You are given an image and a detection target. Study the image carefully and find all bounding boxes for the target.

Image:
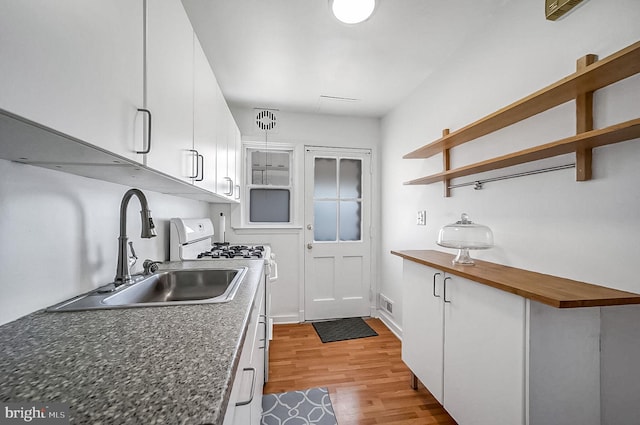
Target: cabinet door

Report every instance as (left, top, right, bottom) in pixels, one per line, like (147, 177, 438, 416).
(250, 279, 266, 422)
(233, 125, 243, 202)
(443, 275, 526, 425)
(0, 0, 144, 160)
(226, 116, 237, 199)
(401, 260, 445, 403)
(216, 97, 232, 197)
(232, 367, 256, 425)
(146, 0, 194, 181)
(193, 36, 218, 193)
(214, 105, 241, 200)
(225, 277, 265, 425)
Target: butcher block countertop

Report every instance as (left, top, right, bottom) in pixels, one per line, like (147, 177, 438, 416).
(391, 250, 640, 308)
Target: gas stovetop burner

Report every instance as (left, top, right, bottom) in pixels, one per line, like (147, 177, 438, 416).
(197, 245, 265, 259)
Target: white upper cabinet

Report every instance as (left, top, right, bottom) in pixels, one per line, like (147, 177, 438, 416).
(233, 124, 242, 202)
(215, 89, 229, 197)
(145, 0, 194, 182)
(216, 100, 241, 201)
(193, 36, 218, 193)
(0, 0, 241, 203)
(226, 117, 241, 201)
(0, 0, 145, 161)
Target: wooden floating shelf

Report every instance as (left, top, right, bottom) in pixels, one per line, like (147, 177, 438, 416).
(404, 41, 640, 160)
(405, 117, 640, 185)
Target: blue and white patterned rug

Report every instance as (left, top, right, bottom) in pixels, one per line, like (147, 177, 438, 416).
(261, 387, 338, 425)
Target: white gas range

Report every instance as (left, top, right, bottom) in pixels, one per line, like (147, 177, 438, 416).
(169, 217, 277, 382)
(169, 217, 277, 276)
(169, 217, 265, 260)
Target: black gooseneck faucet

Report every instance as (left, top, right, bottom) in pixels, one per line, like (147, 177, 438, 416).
(113, 189, 156, 286)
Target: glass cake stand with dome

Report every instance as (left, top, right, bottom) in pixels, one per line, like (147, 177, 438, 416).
(437, 213, 494, 265)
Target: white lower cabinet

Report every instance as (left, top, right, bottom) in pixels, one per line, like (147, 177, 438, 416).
(442, 272, 525, 425)
(223, 277, 266, 425)
(401, 259, 600, 425)
(402, 261, 445, 402)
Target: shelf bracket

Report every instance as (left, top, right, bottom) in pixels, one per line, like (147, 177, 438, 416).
(576, 54, 597, 181)
(442, 128, 451, 197)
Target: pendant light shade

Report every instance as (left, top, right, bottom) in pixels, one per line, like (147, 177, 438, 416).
(331, 0, 376, 24)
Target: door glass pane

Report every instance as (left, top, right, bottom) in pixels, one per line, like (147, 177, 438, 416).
(339, 201, 361, 241)
(314, 158, 337, 198)
(339, 159, 362, 199)
(314, 201, 337, 241)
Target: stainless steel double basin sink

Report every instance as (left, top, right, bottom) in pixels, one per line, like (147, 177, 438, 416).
(48, 267, 247, 312)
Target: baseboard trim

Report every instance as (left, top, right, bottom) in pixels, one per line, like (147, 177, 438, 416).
(271, 314, 301, 324)
(376, 309, 402, 340)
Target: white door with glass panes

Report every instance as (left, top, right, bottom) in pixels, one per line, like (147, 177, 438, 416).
(304, 148, 372, 320)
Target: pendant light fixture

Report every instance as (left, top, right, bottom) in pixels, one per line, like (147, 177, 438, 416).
(331, 0, 376, 24)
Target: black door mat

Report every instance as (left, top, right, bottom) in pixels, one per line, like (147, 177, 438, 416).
(312, 317, 378, 343)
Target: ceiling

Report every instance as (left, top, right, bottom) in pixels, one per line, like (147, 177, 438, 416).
(182, 0, 510, 118)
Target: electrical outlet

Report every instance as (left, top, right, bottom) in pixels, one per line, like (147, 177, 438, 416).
(417, 210, 426, 226)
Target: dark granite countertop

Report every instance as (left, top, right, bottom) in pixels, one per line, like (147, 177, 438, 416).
(0, 258, 265, 425)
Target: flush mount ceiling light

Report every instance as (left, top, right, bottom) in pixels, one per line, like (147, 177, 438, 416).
(331, 0, 376, 24)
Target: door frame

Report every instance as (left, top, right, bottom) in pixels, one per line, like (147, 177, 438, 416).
(301, 145, 377, 321)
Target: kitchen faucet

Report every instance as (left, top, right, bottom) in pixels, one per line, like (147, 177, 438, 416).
(114, 189, 156, 286)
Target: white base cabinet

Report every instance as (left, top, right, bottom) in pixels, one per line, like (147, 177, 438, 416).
(402, 261, 525, 424)
(402, 261, 444, 402)
(223, 275, 266, 425)
(401, 259, 600, 425)
(443, 273, 525, 425)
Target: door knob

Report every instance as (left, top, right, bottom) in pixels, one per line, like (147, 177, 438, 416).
(307, 224, 313, 230)
(307, 243, 313, 250)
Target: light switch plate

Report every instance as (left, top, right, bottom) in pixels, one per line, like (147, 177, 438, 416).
(417, 210, 426, 226)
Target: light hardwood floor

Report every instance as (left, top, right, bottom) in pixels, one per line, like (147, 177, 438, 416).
(264, 318, 457, 425)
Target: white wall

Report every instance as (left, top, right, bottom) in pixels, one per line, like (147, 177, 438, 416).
(0, 159, 210, 325)
(219, 108, 381, 323)
(379, 1, 640, 422)
(381, 0, 640, 327)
